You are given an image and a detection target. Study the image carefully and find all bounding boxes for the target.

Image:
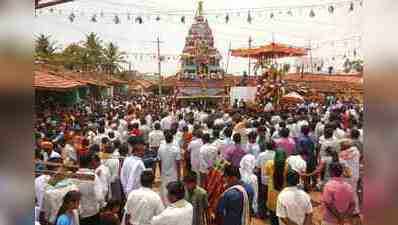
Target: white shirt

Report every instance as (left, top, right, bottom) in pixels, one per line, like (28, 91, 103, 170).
(145, 114, 153, 128)
(63, 143, 77, 161)
(41, 182, 79, 223)
(340, 147, 361, 180)
(199, 112, 209, 123)
(188, 138, 203, 173)
(151, 200, 193, 225)
(314, 122, 325, 139)
(276, 186, 313, 225)
(334, 128, 346, 140)
(286, 155, 307, 173)
(35, 175, 51, 208)
(295, 120, 309, 137)
(95, 164, 112, 199)
(160, 116, 173, 130)
(319, 136, 340, 157)
(211, 138, 224, 153)
(44, 151, 61, 161)
(121, 156, 146, 196)
(124, 187, 165, 225)
(199, 143, 218, 174)
(74, 168, 105, 218)
(214, 118, 224, 126)
(149, 130, 165, 148)
(103, 157, 120, 183)
(94, 133, 108, 146)
(256, 150, 275, 184)
(158, 143, 181, 181)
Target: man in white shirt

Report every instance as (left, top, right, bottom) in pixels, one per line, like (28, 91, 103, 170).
(75, 154, 106, 225)
(277, 170, 313, 225)
(145, 113, 153, 129)
(158, 131, 182, 204)
(35, 158, 63, 213)
(161, 113, 174, 130)
(319, 128, 340, 158)
(149, 123, 165, 151)
(123, 170, 164, 225)
(199, 133, 218, 186)
(94, 154, 112, 202)
(151, 181, 193, 225)
(121, 136, 147, 197)
(245, 131, 261, 158)
(102, 144, 121, 201)
(40, 179, 79, 225)
(140, 118, 151, 144)
(286, 153, 307, 175)
(187, 130, 204, 174)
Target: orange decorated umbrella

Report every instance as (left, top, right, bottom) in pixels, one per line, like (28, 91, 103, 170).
(231, 42, 307, 59)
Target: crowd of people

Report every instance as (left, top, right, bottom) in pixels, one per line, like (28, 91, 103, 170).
(34, 93, 363, 225)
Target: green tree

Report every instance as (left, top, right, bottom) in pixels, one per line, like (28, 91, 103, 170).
(83, 32, 104, 71)
(351, 59, 364, 73)
(35, 34, 57, 60)
(102, 42, 126, 74)
(60, 43, 88, 71)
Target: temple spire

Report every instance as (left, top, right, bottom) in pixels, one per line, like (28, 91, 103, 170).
(197, 1, 204, 17)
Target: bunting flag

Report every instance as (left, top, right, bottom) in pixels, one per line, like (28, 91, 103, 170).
(91, 14, 97, 23)
(68, 12, 75, 22)
(36, 0, 362, 24)
(328, 6, 334, 14)
(309, 9, 315, 18)
(349, 2, 354, 12)
(247, 11, 252, 23)
(114, 15, 121, 24)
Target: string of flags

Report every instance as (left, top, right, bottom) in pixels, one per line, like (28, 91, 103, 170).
(127, 53, 183, 62)
(35, 0, 363, 24)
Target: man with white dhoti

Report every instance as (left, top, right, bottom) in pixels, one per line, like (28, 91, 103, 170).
(151, 181, 193, 225)
(120, 136, 146, 197)
(158, 131, 182, 204)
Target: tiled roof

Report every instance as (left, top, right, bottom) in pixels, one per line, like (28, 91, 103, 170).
(106, 77, 128, 85)
(284, 73, 363, 84)
(34, 71, 85, 90)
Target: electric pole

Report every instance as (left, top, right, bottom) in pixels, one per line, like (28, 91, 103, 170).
(156, 37, 163, 96)
(309, 39, 313, 73)
(248, 36, 252, 76)
(225, 41, 232, 74)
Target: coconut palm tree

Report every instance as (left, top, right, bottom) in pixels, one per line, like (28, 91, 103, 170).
(35, 34, 57, 60)
(83, 32, 104, 72)
(102, 42, 126, 74)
